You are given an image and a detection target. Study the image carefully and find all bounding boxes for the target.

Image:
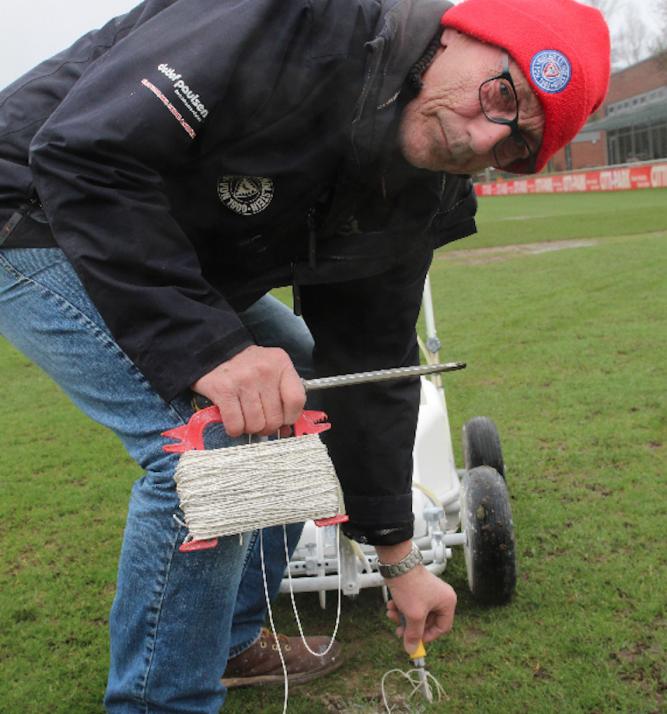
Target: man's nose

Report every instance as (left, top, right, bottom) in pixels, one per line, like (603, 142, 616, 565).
(469, 118, 511, 155)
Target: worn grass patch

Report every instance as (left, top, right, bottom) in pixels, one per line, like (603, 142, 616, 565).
(456, 188, 667, 249)
(1, 189, 666, 713)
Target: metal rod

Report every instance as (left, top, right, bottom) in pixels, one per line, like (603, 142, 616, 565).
(303, 362, 466, 392)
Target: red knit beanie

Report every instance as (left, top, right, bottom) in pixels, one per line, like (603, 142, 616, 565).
(442, 0, 611, 173)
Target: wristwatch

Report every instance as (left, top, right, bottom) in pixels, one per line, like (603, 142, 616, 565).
(378, 542, 423, 579)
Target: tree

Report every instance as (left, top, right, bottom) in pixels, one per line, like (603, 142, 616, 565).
(614, 7, 649, 67)
(580, 0, 625, 68)
(650, 0, 667, 56)
(583, 0, 621, 20)
(581, 0, 666, 68)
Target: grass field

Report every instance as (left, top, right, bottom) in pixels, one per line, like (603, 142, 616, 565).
(1, 189, 666, 713)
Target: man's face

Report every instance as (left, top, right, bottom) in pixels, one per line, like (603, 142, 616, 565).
(399, 29, 545, 174)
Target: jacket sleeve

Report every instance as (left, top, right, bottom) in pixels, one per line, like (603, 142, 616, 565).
(298, 169, 477, 545)
(300, 239, 433, 545)
(28, 0, 312, 400)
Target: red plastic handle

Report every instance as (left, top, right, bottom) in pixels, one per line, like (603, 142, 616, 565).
(162, 406, 222, 453)
(178, 537, 219, 553)
(314, 514, 349, 527)
(162, 407, 331, 453)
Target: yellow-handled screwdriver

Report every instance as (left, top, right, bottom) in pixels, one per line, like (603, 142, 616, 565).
(408, 639, 433, 703)
(397, 609, 433, 704)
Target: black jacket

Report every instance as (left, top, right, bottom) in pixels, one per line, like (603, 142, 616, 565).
(0, 0, 477, 544)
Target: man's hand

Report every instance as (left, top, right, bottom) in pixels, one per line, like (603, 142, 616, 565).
(379, 542, 457, 654)
(191, 345, 306, 437)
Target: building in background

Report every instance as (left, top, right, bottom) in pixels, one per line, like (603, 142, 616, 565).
(548, 52, 667, 172)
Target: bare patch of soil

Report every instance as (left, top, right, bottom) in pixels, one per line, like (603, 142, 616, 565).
(439, 238, 598, 265)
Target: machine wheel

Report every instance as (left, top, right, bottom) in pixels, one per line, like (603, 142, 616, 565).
(462, 416, 505, 478)
(461, 466, 516, 605)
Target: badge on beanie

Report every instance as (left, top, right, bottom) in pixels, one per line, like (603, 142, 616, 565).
(530, 50, 571, 94)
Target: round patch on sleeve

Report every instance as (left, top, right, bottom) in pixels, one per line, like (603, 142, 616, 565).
(530, 50, 572, 94)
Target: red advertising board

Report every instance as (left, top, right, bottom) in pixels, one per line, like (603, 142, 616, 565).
(475, 161, 667, 197)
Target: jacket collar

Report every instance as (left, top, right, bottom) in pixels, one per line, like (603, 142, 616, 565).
(322, 0, 453, 237)
(350, 0, 452, 170)
(374, 0, 452, 109)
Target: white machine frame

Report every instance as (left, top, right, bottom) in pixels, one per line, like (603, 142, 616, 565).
(280, 275, 466, 606)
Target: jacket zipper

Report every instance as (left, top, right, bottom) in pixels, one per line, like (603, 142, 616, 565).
(306, 207, 318, 271)
(292, 207, 319, 317)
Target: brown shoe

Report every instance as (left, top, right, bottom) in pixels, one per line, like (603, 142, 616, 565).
(222, 628, 343, 688)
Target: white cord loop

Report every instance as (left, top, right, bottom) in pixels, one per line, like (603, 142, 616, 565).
(380, 667, 448, 712)
(282, 525, 343, 657)
(259, 524, 343, 714)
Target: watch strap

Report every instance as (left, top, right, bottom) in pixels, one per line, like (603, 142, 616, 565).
(378, 542, 423, 579)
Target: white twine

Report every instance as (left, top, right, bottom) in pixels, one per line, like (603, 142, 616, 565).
(380, 667, 448, 712)
(259, 523, 447, 714)
(173, 430, 447, 711)
(282, 523, 343, 657)
(173, 434, 340, 540)
(259, 528, 290, 714)
(259, 524, 344, 714)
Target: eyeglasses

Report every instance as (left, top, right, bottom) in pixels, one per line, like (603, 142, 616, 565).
(479, 52, 538, 172)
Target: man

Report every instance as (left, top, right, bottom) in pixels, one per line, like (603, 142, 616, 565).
(0, 0, 609, 711)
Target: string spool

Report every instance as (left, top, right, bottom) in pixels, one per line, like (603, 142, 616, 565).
(168, 361, 466, 709)
(173, 433, 340, 540)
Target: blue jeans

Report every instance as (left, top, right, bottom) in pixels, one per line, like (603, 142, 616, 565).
(0, 247, 312, 713)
